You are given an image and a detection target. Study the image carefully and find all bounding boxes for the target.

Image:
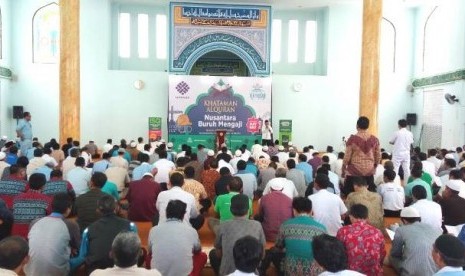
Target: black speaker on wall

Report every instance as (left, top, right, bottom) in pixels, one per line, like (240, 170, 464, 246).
(406, 113, 417, 126)
(13, 106, 24, 119)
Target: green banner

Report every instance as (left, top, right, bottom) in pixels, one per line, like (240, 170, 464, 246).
(279, 119, 292, 145)
(148, 117, 162, 140)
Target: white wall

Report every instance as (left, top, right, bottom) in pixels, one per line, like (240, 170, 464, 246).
(0, 0, 12, 138)
(4, 0, 458, 151)
(2, 0, 59, 142)
(409, 0, 465, 149)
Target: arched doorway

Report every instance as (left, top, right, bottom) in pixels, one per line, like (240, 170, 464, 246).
(189, 50, 251, 76)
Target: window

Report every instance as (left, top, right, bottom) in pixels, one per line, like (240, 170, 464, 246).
(271, 19, 282, 63)
(304, 21, 317, 63)
(288, 20, 299, 63)
(138, 14, 149, 58)
(111, 3, 168, 70)
(118, 13, 130, 58)
(272, 8, 328, 75)
(32, 3, 60, 63)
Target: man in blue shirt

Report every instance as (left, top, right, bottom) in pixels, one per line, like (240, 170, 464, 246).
(15, 112, 32, 157)
(296, 154, 313, 185)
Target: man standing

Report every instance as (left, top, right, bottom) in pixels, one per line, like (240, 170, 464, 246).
(261, 120, 273, 146)
(16, 112, 33, 157)
(343, 116, 380, 195)
(390, 119, 414, 181)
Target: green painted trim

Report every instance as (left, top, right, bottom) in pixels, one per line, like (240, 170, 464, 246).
(0, 66, 12, 79)
(412, 69, 465, 88)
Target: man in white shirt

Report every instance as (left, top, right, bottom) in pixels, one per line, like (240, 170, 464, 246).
(230, 150, 242, 173)
(102, 139, 113, 154)
(104, 166, 130, 192)
(251, 140, 263, 160)
(261, 120, 273, 146)
(67, 157, 92, 196)
(377, 169, 404, 217)
(309, 174, 347, 236)
(410, 185, 442, 231)
(156, 172, 203, 229)
(263, 168, 297, 199)
(390, 119, 414, 181)
(109, 149, 129, 169)
(153, 151, 175, 184)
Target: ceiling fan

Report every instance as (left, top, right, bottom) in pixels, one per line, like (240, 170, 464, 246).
(445, 93, 459, 105)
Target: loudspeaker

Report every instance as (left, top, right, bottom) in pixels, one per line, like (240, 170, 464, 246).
(13, 106, 23, 119)
(406, 113, 417, 126)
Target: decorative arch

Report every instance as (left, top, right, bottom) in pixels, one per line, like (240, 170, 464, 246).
(422, 6, 438, 72)
(32, 2, 59, 63)
(381, 17, 396, 72)
(172, 33, 268, 76)
(186, 45, 255, 76)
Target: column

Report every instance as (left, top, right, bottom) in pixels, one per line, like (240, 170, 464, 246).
(359, 0, 382, 135)
(59, 0, 80, 144)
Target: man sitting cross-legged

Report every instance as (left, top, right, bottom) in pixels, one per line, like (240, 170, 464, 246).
(336, 204, 385, 275)
(209, 194, 266, 275)
(71, 194, 137, 274)
(90, 232, 161, 276)
(208, 176, 253, 235)
(149, 199, 207, 276)
(260, 197, 327, 275)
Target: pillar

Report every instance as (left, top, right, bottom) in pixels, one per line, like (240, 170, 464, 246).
(59, 0, 80, 144)
(359, 0, 382, 135)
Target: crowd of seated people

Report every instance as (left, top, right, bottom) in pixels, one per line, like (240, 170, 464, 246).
(0, 121, 465, 275)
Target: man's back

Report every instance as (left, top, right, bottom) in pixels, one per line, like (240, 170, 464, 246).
(25, 216, 71, 276)
(390, 222, 441, 275)
(156, 187, 197, 224)
(309, 190, 347, 236)
(411, 199, 442, 231)
(149, 220, 200, 276)
(275, 215, 326, 275)
(259, 191, 293, 242)
(440, 195, 465, 226)
(216, 217, 265, 275)
(86, 214, 132, 272)
(126, 178, 161, 221)
(235, 172, 257, 199)
(346, 190, 384, 230)
(67, 167, 91, 196)
(337, 221, 385, 275)
(286, 169, 306, 197)
(405, 178, 432, 200)
(0, 179, 27, 208)
(377, 182, 405, 212)
(12, 190, 52, 238)
(104, 167, 129, 192)
(75, 189, 106, 232)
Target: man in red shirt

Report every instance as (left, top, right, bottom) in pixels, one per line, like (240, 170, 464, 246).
(336, 204, 385, 275)
(126, 172, 161, 222)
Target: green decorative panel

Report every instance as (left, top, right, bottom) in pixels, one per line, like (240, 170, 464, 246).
(412, 69, 465, 88)
(0, 66, 12, 79)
